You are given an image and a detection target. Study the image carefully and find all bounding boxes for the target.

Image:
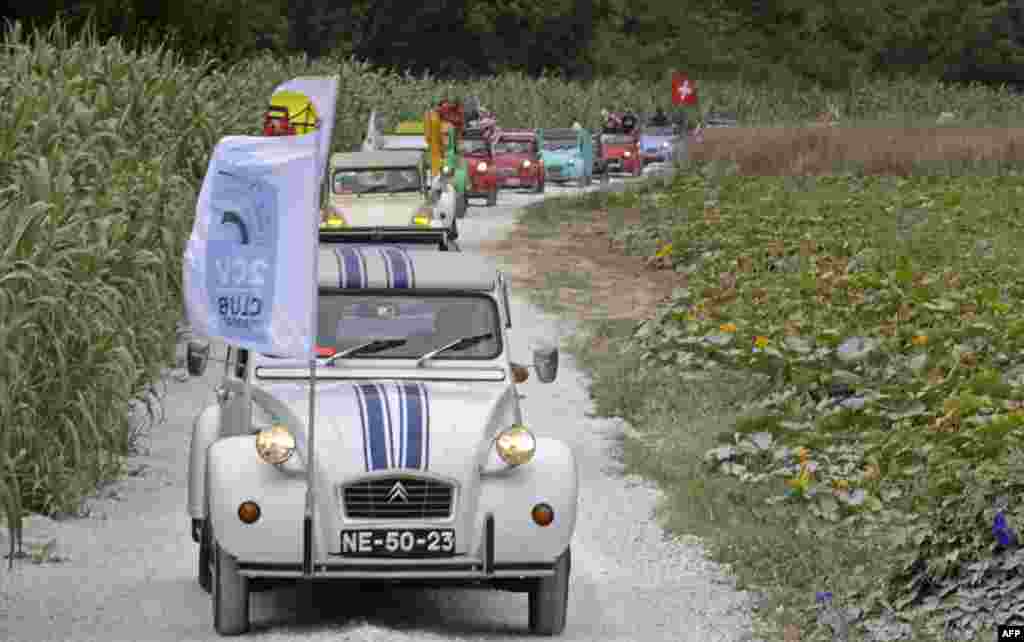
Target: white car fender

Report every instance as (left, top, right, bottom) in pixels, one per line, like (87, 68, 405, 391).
(188, 404, 221, 520)
(206, 435, 311, 563)
(477, 437, 578, 564)
(439, 183, 456, 213)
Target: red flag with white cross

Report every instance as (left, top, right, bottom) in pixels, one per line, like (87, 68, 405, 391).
(672, 72, 697, 106)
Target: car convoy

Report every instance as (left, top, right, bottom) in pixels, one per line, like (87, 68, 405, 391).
(186, 92, 695, 638)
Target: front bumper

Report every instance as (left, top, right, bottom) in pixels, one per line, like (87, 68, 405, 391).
(496, 172, 541, 188)
(604, 157, 639, 173)
(319, 227, 451, 246)
(235, 515, 556, 580)
(641, 152, 669, 164)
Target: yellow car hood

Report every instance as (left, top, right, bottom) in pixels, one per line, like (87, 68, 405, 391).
(329, 194, 427, 228)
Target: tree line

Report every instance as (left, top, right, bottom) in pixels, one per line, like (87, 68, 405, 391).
(3, 0, 1023, 91)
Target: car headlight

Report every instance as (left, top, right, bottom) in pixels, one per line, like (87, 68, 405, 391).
(411, 205, 433, 226)
(441, 164, 453, 176)
(495, 424, 536, 466)
(522, 160, 532, 168)
(476, 161, 488, 172)
(320, 215, 347, 228)
(255, 425, 296, 465)
(623, 151, 632, 157)
(662, 141, 671, 148)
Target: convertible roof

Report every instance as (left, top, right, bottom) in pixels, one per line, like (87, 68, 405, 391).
(331, 151, 423, 169)
(318, 245, 497, 291)
(377, 135, 429, 151)
(496, 129, 537, 139)
(542, 128, 581, 139)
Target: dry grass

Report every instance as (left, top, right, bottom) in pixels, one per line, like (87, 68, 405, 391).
(690, 125, 1024, 175)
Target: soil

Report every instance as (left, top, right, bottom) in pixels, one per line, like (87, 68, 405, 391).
(478, 207, 681, 322)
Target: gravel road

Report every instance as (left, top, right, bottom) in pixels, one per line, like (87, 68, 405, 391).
(0, 168, 757, 642)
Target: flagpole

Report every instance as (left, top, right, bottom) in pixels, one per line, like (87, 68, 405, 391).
(303, 125, 321, 580)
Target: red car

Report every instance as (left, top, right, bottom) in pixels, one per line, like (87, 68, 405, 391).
(600, 113, 642, 176)
(461, 128, 499, 206)
(492, 129, 545, 193)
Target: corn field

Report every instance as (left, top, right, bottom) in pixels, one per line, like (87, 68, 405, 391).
(1, 17, 1023, 555)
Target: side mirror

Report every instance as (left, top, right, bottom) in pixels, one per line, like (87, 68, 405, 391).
(186, 340, 211, 377)
(532, 346, 558, 383)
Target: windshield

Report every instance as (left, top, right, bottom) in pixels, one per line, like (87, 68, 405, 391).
(542, 140, 576, 151)
(601, 134, 634, 144)
(460, 139, 490, 154)
(494, 140, 535, 154)
(643, 127, 675, 137)
(332, 167, 422, 195)
(310, 293, 502, 360)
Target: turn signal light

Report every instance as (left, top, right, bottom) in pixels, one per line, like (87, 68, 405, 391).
(531, 503, 554, 527)
(238, 501, 261, 524)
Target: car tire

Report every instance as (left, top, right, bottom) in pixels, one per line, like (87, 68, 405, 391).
(198, 520, 212, 593)
(213, 541, 250, 636)
(528, 547, 570, 636)
(456, 194, 467, 219)
(601, 171, 610, 185)
(487, 188, 498, 207)
(536, 180, 545, 194)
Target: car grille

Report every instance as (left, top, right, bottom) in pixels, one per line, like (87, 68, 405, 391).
(341, 476, 454, 519)
(498, 168, 516, 176)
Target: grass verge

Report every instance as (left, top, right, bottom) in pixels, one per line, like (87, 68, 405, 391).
(495, 143, 1024, 640)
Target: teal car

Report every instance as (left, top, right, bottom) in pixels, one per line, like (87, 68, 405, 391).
(538, 128, 593, 187)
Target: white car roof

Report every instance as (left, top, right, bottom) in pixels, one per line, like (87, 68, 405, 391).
(331, 151, 424, 169)
(376, 135, 429, 151)
(318, 245, 497, 291)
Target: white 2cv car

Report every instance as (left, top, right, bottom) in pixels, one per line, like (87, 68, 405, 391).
(186, 246, 578, 636)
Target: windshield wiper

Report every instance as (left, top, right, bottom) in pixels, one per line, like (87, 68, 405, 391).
(415, 333, 494, 367)
(324, 339, 407, 365)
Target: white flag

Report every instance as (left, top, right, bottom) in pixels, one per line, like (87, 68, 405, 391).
(183, 135, 320, 358)
(184, 76, 339, 359)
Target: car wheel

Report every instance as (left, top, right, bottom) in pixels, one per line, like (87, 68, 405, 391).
(577, 175, 587, 188)
(213, 541, 250, 636)
(456, 194, 467, 219)
(198, 520, 212, 593)
(487, 188, 498, 207)
(601, 171, 610, 185)
(536, 180, 545, 194)
(528, 547, 570, 636)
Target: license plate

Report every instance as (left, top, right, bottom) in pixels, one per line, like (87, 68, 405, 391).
(339, 529, 455, 557)
(505, 178, 520, 186)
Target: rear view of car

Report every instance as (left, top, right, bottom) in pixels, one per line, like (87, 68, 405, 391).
(492, 130, 545, 193)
